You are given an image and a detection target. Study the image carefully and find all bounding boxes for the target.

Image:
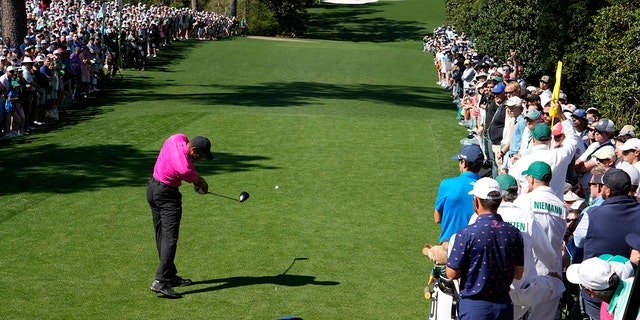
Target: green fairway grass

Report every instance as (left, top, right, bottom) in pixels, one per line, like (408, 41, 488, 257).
(0, 0, 471, 318)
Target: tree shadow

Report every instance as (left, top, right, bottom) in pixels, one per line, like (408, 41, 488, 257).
(181, 274, 340, 295)
(103, 80, 453, 110)
(0, 142, 277, 222)
(306, 3, 429, 42)
(0, 144, 277, 195)
(137, 39, 209, 72)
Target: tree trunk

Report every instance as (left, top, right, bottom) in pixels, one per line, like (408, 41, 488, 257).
(230, 0, 238, 18)
(192, 0, 198, 11)
(1, 0, 27, 47)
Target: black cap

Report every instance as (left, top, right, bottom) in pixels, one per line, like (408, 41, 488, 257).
(191, 136, 213, 160)
(603, 168, 631, 195)
(626, 233, 640, 250)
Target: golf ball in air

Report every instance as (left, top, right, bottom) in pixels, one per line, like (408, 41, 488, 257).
(275, 185, 280, 190)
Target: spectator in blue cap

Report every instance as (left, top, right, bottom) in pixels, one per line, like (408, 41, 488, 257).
(572, 109, 590, 149)
(433, 144, 484, 244)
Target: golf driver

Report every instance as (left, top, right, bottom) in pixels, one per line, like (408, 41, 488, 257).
(208, 191, 250, 202)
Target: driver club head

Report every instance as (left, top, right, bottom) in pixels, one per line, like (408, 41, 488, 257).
(239, 192, 250, 202)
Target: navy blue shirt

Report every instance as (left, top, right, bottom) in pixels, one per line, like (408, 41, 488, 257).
(584, 195, 640, 260)
(448, 213, 524, 299)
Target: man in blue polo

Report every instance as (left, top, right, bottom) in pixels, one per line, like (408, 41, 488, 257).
(447, 177, 525, 319)
(434, 144, 484, 244)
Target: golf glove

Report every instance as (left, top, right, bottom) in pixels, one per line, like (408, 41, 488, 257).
(193, 176, 209, 195)
(194, 185, 207, 195)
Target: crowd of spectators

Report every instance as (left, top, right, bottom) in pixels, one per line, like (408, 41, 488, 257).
(425, 26, 640, 320)
(0, 0, 243, 140)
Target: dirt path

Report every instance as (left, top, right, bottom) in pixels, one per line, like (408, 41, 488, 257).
(246, 36, 315, 43)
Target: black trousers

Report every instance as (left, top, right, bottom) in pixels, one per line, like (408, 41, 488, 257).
(147, 178, 182, 284)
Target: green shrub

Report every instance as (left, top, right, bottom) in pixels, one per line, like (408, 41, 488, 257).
(588, 3, 640, 126)
(247, 1, 278, 36)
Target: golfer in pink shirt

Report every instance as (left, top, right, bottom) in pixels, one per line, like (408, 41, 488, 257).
(147, 134, 213, 298)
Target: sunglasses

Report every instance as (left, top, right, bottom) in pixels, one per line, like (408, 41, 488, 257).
(504, 91, 515, 94)
(566, 218, 579, 223)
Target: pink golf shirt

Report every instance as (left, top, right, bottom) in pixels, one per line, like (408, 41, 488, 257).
(152, 134, 199, 187)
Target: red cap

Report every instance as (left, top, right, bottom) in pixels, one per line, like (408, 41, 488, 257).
(552, 123, 563, 136)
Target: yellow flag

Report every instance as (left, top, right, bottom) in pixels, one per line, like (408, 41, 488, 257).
(550, 61, 562, 127)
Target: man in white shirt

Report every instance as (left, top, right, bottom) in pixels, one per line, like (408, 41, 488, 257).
(514, 161, 567, 320)
(493, 174, 564, 319)
(511, 119, 578, 199)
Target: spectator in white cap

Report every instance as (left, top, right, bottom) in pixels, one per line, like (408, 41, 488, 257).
(563, 190, 584, 210)
(616, 161, 640, 198)
(617, 138, 640, 174)
(566, 257, 635, 320)
(496, 95, 518, 165)
(592, 147, 618, 168)
(564, 192, 586, 264)
(618, 125, 636, 138)
(500, 96, 526, 173)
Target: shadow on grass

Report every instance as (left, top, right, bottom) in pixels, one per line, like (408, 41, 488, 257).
(181, 257, 338, 295)
(139, 38, 211, 72)
(0, 142, 276, 191)
(105, 79, 453, 110)
(306, 2, 429, 42)
(0, 143, 277, 222)
(181, 274, 340, 295)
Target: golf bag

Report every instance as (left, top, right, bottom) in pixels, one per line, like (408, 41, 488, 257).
(426, 265, 459, 320)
